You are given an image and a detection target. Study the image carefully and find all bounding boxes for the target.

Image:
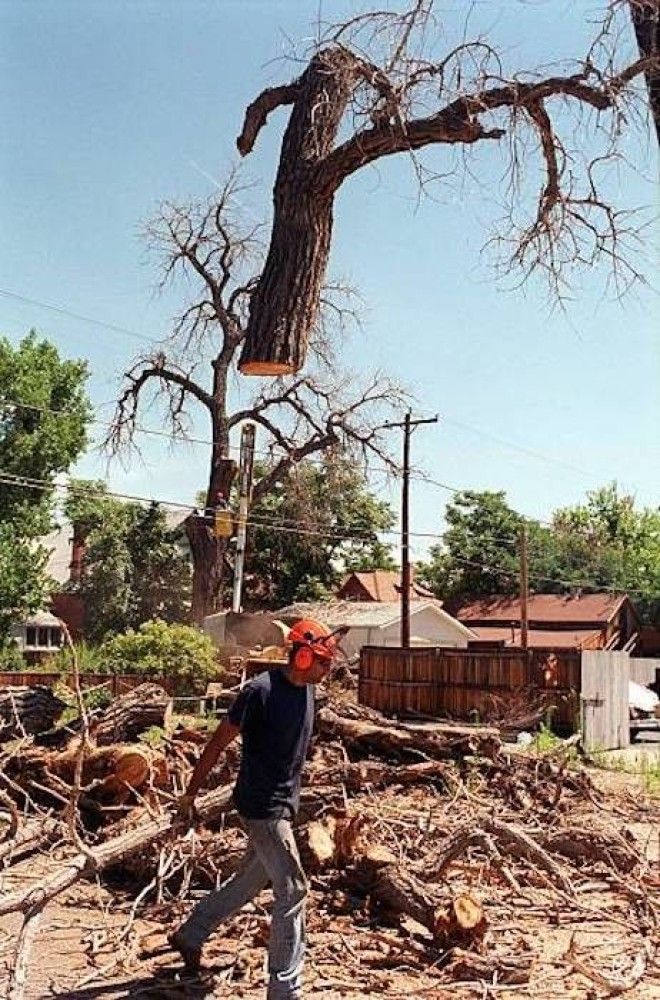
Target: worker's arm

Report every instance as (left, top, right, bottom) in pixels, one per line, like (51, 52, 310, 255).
(183, 717, 240, 800)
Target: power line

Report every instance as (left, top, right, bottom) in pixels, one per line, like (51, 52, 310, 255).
(1, 286, 640, 492)
(0, 470, 645, 597)
(0, 288, 163, 346)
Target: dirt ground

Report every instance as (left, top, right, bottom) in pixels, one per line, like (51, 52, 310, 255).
(1, 768, 659, 1000)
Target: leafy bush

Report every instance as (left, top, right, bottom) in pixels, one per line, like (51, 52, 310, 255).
(50, 641, 106, 675)
(0, 641, 25, 672)
(99, 619, 220, 694)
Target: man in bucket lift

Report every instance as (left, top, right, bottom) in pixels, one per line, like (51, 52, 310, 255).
(170, 619, 346, 999)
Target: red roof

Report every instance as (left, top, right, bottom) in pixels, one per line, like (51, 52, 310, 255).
(337, 570, 434, 603)
(468, 625, 603, 650)
(456, 592, 631, 626)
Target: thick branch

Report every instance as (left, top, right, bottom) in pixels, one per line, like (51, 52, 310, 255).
(237, 82, 302, 156)
(322, 61, 652, 185)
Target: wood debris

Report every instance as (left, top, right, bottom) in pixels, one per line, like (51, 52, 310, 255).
(0, 681, 658, 999)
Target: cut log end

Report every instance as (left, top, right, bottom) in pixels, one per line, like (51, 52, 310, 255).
(434, 894, 487, 947)
(238, 359, 298, 377)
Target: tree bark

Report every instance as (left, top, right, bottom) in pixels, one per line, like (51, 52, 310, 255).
(630, 0, 660, 144)
(92, 683, 172, 745)
(238, 49, 358, 376)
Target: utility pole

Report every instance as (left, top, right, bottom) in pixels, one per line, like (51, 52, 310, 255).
(231, 422, 256, 614)
(519, 524, 529, 651)
(385, 412, 439, 647)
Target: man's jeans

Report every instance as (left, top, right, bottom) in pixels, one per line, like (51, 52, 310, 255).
(178, 817, 307, 999)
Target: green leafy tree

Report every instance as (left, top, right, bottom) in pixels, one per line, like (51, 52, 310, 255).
(419, 485, 660, 623)
(550, 485, 660, 623)
(64, 483, 192, 641)
(243, 454, 396, 608)
(126, 503, 192, 627)
(418, 491, 529, 600)
(98, 619, 219, 693)
(0, 332, 90, 640)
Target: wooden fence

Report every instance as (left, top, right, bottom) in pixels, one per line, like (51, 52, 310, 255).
(359, 646, 581, 730)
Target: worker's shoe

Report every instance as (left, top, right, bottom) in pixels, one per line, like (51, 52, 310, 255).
(169, 929, 202, 976)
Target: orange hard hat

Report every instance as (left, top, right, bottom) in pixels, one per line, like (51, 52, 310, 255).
(288, 618, 337, 666)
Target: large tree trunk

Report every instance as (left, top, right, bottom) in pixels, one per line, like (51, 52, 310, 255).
(630, 0, 660, 143)
(238, 49, 357, 375)
(186, 457, 236, 623)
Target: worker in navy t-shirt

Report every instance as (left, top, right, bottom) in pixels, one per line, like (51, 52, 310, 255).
(171, 619, 339, 1000)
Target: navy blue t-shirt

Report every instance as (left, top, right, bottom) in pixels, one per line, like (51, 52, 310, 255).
(227, 669, 314, 820)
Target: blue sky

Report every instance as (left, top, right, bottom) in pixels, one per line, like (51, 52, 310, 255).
(1, 0, 658, 561)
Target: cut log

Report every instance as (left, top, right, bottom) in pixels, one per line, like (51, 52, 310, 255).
(344, 759, 449, 792)
(6, 742, 168, 810)
(317, 707, 500, 761)
(0, 686, 66, 741)
(434, 894, 487, 948)
(539, 827, 639, 873)
(299, 818, 337, 871)
(368, 865, 441, 939)
(91, 683, 172, 745)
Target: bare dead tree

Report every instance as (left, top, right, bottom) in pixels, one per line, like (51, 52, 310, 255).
(107, 173, 408, 621)
(235, 0, 658, 375)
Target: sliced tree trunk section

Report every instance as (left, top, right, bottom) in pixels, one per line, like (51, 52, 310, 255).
(238, 49, 358, 375)
(92, 684, 172, 745)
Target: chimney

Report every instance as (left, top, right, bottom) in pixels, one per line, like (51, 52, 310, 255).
(69, 522, 86, 584)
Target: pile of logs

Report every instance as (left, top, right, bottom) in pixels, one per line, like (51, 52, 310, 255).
(0, 685, 66, 742)
(0, 680, 658, 1000)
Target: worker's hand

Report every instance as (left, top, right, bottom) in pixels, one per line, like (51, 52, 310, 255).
(175, 793, 197, 829)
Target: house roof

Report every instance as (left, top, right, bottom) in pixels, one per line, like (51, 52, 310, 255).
(456, 592, 632, 626)
(23, 609, 62, 628)
(276, 599, 475, 637)
(469, 625, 602, 650)
(338, 570, 435, 603)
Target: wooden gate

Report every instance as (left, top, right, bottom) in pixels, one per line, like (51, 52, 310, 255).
(580, 650, 630, 751)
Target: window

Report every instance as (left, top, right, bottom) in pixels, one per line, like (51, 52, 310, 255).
(26, 627, 37, 647)
(38, 628, 49, 647)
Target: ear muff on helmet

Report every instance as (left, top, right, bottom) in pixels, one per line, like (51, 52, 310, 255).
(292, 644, 316, 671)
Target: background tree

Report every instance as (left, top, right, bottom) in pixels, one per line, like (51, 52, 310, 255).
(418, 491, 528, 600)
(550, 484, 660, 622)
(108, 177, 407, 622)
(0, 332, 90, 641)
(236, 1, 657, 373)
(64, 482, 191, 641)
(242, 453, 396, 608)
